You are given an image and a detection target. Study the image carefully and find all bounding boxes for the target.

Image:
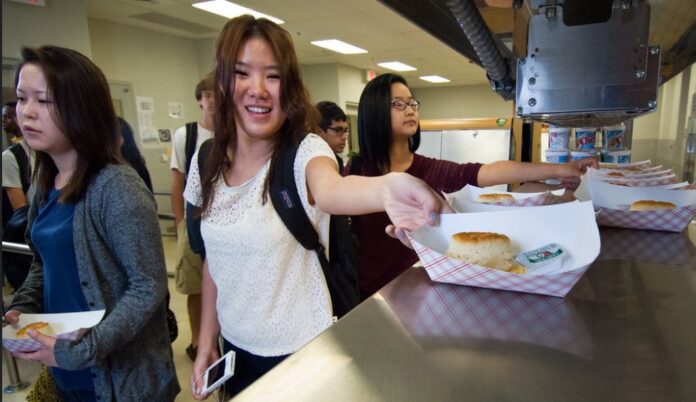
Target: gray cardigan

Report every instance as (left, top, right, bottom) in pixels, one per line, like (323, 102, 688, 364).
(10, 164, 180, 401)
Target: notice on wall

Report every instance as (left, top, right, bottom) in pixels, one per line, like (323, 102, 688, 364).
(136, 96, 159, 147)
(168, 102, 184, 119)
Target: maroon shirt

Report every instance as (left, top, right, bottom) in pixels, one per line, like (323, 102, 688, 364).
(346, 154, 482, 298)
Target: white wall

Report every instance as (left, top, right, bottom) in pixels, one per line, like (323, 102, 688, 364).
(89, 19, 206, 201)
(633, 64, 695, 178)
(195, 37, 215, 78)
(2, 0, 92, 60)
(336, 64, 365, 112)
(301, 63, 340, 106)
(414, 84, 513, 120)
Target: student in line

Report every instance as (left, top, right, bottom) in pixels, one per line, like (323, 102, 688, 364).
(2, 100, 35, 291)
(118, 117, 153, 192)
(186, 16, 451, 399)
(4, 45, 179, 402)
(170, 76, 215, 361)
(315, 101, 350, 171)
(347, 73, 597, 298)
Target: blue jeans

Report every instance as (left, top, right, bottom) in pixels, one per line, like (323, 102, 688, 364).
(221, 339, 288, 398)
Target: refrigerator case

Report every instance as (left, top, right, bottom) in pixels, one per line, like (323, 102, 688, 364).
(420, 129, 511, 192)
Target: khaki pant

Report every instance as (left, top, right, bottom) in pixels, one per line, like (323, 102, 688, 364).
(175, 221, 204, 295)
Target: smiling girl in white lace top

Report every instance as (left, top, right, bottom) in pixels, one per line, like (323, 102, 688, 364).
(185, 15, 452, 400)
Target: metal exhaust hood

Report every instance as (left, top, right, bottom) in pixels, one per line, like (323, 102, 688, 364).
(379, 0, 669, 128)
(514, 0, 660, 127)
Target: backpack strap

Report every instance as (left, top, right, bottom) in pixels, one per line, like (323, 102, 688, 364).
(197, 138, 213, 178)
(269, 145, 329, 266)
(184, 122, 198, 178)
(8, 144, 31, 194)
(186, 138, 213, 259)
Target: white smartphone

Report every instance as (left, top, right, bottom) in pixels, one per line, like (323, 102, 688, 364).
(201, 351, 235, 395)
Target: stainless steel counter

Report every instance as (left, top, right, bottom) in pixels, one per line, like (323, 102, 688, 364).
(235, 226, 696, 402)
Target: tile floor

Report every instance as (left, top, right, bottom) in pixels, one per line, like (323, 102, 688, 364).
(1, 236, 200, 402)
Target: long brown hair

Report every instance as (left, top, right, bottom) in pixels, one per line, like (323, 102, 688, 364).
(200, 15, 317, 213)
(16, 46, 121, 204)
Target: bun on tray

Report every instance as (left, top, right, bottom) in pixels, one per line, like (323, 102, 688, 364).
(606, 171, 624, 177)
(446, 232, 525, 274)
(476, 193, 514, 204)
(16, 322, 52, 338)
(629, 200, 676, 211)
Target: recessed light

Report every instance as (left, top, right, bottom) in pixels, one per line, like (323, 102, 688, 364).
(310, 39, 367, 54)
(192, 0, 284, 25)
(419, 75, 450, 83)
(377, 61, 417, 72)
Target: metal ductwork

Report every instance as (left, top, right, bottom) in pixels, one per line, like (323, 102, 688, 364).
(445, 0, 515, 100)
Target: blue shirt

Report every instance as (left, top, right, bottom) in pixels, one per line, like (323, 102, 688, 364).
(31, 188, 95, 392)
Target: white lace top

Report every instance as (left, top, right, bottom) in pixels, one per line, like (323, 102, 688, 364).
(184, 134, 336, 356)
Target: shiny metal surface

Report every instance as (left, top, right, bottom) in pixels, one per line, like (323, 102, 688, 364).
(515, 1, 660, 127)
(235, 226, 696, 402)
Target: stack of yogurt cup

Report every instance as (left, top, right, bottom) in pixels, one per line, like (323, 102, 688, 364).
(571, 127, 599, 161)
(544, 125, 571, 185)
(546, 125, 570, 164)
(599, 124, 631, 163)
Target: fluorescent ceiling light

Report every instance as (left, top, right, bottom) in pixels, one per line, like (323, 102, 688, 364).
(310, 39, 367, 55)
(192, 0, 284, 25)
(420, 75, 450, 83)
(377, 61, 417, 72)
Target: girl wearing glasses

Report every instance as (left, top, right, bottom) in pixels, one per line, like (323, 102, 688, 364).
(347, 73, 596, 298)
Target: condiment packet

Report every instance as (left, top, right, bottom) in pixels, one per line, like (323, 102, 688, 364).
(516, 243, 567, 275)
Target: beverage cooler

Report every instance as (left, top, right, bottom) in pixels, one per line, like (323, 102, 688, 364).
(419, 118, 513, 192)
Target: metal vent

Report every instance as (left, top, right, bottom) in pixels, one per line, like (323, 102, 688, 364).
(515, 1, 660, 127)
(130, 12, 215, 34)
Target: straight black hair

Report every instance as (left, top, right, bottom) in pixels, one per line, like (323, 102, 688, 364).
(356, 73, 420, 175)
(16, 46, 121, 204)
(316, 101, 347, 131)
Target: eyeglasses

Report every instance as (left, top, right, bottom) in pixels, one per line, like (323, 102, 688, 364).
(391, 99, 421, 111)
(326, 126, 350, 135)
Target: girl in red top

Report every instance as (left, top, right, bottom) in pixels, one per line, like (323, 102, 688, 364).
(347, 73, 595, 298)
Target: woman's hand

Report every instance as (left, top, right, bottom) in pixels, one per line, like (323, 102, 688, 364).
(190, 347, 220, 400)
(382, 173, 453, 247)
(558, 158, 597, 180)
(3, 309, 22, 325)
(12, 330, 58, 367)
(554, 158, 596, 190)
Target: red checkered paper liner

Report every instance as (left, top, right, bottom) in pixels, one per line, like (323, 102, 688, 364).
(606, 175, 679, 187)
(410, 239, 590, 297)
(3, 329, 89, 353)
(490, 191, 566, 207)
(596, 205, 696, 232)
(2, 310, 105, 353)
(445, 185, 569, 212)
(598, 228, 696, 265)
(599, 159, 652, 170)
(404, 284, 593, 357)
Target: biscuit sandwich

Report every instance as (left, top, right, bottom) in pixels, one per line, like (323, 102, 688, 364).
(477, 193, 515, 204)
(16, 321, 52, 338)
(446, 232, 525, 274)
(629, 200, 676, 211)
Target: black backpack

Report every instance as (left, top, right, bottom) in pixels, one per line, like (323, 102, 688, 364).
(184, 122, 198, 179)
(196, 139, 360, 318)
(2, 143, 31, 228)
(2, 144, 33, 291)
